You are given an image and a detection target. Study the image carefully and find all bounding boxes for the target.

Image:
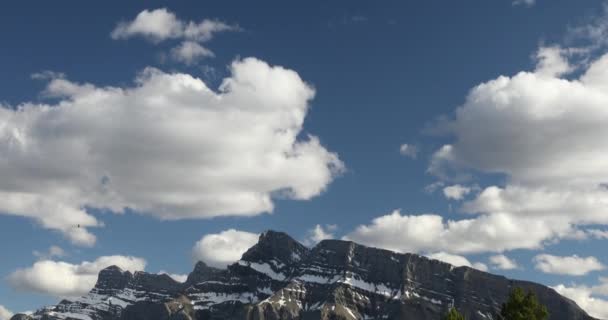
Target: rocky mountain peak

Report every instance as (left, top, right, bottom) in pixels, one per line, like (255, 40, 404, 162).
(240, 230, 309, 265)
(94, 265, 133, 290)
(131, 271, 181, 292)
(15, 231, 597, 320)
(186, 261, 226, 284)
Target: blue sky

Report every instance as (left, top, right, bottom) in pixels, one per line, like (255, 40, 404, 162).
(2, 0, 608, 318)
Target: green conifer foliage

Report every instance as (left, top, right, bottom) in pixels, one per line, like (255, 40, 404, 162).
(444, 307, 466, 320)
(500, 287, 549, 320)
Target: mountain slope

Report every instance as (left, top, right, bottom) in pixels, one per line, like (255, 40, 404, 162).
(12, 231, 596, 320)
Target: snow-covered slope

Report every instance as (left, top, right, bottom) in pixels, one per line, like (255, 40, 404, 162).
(12, 231, 596, 320)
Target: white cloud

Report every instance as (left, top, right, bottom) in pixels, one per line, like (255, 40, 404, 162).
(426, 47, 608, 251)
(0, 192, 100, 246)
(554, 280, 608, 319)
(8, 256, 145, 298)
(462, 186, 608, 226)
(427, 145, 455, 180)
(31, 70, 65, 80)
(303, 224, 337, 246)
(192, 229, 259, 268)
(424, 181, 445, 194)
(430, 50, 608, 187)
(111, 8, 183, 41)
(170, 41, 214, 65)
(399, 144, 418, 159)
(344, 211, 444, 253)
(566, 3, 608, 53)
(436, 48, 608, 187)
(158, 271, 187, 283)
(586, 229, 608, 239)
(513, 0, 535, 6)
(110, 8, 238, 64)
(442, 184, 472, 200)
(111, 8, 237, 42)
(535, 46, 572, 77)
(0, 58, 342, 245)
(343, 209, 567, 255)
(426, 252, 488, 271)
(534, 254, 605, 276)
(0, 305, 12, 320)
(489, 254, 519, 270)
(182, 18, 239, 42)
(33, 245, 66, 259)
(595, 277, 608, 295)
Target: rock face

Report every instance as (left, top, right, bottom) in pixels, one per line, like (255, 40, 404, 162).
(13, 231, 596, 320)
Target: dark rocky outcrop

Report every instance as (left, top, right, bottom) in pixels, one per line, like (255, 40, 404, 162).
(8, 315, 34, 320)
(12, 231, 596, 320)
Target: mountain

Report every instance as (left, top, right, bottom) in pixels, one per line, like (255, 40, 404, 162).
(12, 231, 596, 320)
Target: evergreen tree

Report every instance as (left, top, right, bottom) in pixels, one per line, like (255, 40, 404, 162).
(444, 307, 465, 320)
(500, 287, 549, 320)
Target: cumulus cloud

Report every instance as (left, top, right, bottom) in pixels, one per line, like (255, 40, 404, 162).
(343, 209, 568, 255)
(462, 186, 608, 226)
(111, 8, 237, 42)
(344, 211, 444, 253)
(442, 184, 472, 200)
(489, 254, 519, 270)
(0, 305, 12, 320)
(192, 229, 259, 268)
(111, 8, 238, 64)
(554, 279, 608, 319)
(429, 49, 608, 187)
(0, 58, 342, 245)
(535, 46, 573, 77)
(426, 252, 488, 271)
(0, 192, 101, 246)
(399, 144, 418, 159)
(111, 8, 183, 41)
(430, 48, 608, 188)
(8, 256, 145, 298)
(424, 46, 608, 251)
(303, 224, 337, 246)
(33, 245, 66, 259)
(534, 254, 605, 276)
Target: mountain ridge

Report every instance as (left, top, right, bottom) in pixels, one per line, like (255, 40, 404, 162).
(11, 230, 597, 320)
